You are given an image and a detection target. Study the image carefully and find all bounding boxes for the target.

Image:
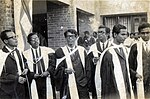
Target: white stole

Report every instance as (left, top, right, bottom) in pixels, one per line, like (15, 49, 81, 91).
(88, 43, 101, 57)
(14, 49, 23, 75)
(0, 50, 9, 76)
(61, 46, 79, 99)
(95, 46, 134, 99)
(56, 46, 85, 99)
(23, 47, 54, 99)
(136, 40, 145, 99)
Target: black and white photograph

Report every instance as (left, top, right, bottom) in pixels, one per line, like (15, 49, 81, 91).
(0, 0, 150, 99)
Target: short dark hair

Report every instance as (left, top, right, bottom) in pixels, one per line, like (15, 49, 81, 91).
(0, 30, 14, 42)
(84, 31, 90, 35)
(112, 24, 126, 37)
(98, 25, 106, 29)
(106, 27, 110, 34)
(93, 31, 97, 35)
(138, 22, 150, 33)
(64, 29, 78, 38)
(27, 32, 38, 43)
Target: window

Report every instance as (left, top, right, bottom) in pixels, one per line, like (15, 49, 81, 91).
(102, 13, 147, 33)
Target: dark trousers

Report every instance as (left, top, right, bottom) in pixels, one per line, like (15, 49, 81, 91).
(16, 83, 26, 99)
(0, 88, 12, 99)
(61, 85, 90, 99)
(77, 85, 90, 99)
(0, 83, 27, 99)
(35, 77, 46, 99)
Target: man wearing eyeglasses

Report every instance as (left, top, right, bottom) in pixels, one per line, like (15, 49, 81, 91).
(55, 29, 90, 99)
(0, 30, 30, 99)
(87, 25, 111, 99)
(129, 22, 150, 99)
(23, 32, 56, 99)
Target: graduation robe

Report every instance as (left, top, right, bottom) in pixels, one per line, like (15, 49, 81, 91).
(95, 45, 134, 99)
(55, 46, 90, 99)
(128, 38, 150, 99)
(23, 46, 55, 99)
(0, 46, 31, 99)
(87, 40, 111, 98)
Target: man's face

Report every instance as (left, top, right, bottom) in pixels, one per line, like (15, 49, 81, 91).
(115, 29, 128, 44)
(140, 27, 150, 42)
(84, 33, 90, 38)
(66, 32, 76, 46)
(98, 28, 107, 41)
(5, 31, 18, 47)
(29, 34, 40, 49)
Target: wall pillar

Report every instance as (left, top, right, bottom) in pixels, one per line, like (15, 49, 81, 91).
(0, 0, 14, 49)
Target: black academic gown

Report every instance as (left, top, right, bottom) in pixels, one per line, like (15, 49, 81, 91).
(100, 48, 131, 99)
(23, 47, 56, 99)
(129, 43, 150, 98)
(0, 46, 31, 99)
(55, 46, 90, 99)
(87, 41, 110, 99)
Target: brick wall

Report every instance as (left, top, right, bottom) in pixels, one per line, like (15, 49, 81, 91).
(47, 2, 76, 50)
(0, 0, 14, 49)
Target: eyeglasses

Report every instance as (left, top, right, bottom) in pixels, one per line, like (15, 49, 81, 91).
(6, 35, 18, 40)
(98, 31, 105, 34)
(30, 37, 39, 41)
(66, 35, 76, 38)
(141, 32, 150, 35)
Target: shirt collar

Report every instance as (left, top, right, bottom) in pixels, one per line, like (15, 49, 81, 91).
(67, 45, 76, 51)
(31, 46, 40, 51)
(5, 46, 16, 52)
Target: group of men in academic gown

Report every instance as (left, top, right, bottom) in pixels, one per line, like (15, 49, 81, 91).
(0, 31, 56, 99)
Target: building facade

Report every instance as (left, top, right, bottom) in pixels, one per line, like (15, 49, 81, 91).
(0, 0, 150, 49)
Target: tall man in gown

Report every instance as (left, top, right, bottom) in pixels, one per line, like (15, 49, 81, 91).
(95, 24, 134, 99)
(0, 30, 30, 99)
(129, 22, 150, 99)
(55, 29, 90, 99)
(87, 25, 111, 99)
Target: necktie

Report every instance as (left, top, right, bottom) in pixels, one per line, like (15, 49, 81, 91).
(102, 43, 105, 50)
(35, 49, 42, 74)
(119, 47, 125, 58)
(145, 43, 149, 52)
(70, 48, 76, 61)
(71, 48, 73, 51)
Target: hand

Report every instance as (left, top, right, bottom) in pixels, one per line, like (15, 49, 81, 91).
(21, 69, 28, 75)
(93, 57, 99, 64)
(40, 71, 49, 77)
(65, 68, 75, 74)
(18, 76, 26, 84)
(34, 74, 40, 78)
(136, 73, 142, 81)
